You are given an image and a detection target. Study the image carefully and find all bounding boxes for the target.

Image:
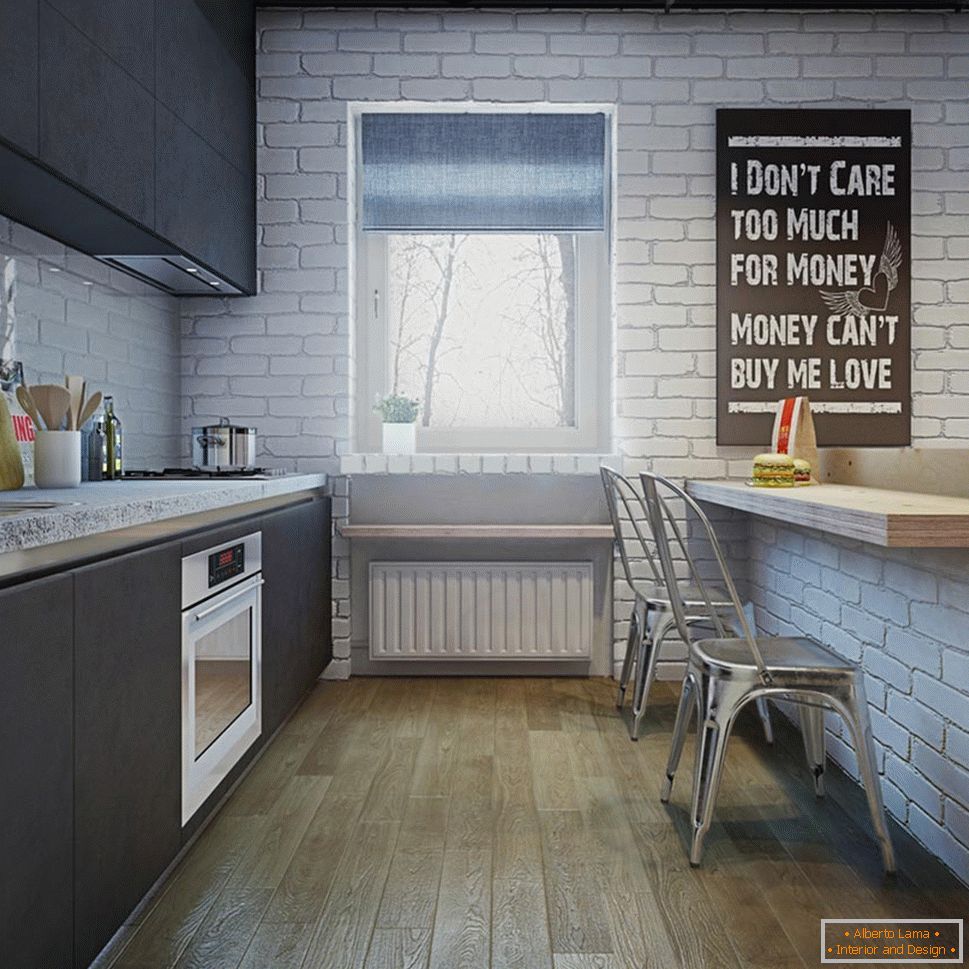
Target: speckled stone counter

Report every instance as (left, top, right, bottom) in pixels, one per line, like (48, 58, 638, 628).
(0, 474, 328, 554)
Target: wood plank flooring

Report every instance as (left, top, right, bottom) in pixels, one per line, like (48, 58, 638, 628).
(104, 677, 969, 969)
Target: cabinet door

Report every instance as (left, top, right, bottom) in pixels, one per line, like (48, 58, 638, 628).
(46, 0, 154, 91)
(302, 496, 332, 683)
(261, 503, 306, 736)
(39, 3, 155, 228)
(0, 0, 39, 155)
(155, 103, 256, 294)
(73, 542, 182, 969)
(155, 0, 254, 173)
(0, 575, 73, 969)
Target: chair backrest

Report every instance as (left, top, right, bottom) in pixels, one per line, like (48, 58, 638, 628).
(639, 471, 773, 685)
(599, 466, 665, 592)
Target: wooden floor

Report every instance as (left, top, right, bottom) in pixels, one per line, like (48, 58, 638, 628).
(105, 677, 968, 969)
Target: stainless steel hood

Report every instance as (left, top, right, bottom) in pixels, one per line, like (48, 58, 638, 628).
(99, 254, 246, 296)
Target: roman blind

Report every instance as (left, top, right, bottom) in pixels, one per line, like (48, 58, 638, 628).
(360, 112, 607, 232)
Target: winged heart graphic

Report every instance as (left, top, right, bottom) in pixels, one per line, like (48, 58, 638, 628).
(820, 222, 902, 316)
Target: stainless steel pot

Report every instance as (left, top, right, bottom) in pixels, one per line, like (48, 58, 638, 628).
(192, 418, 257, 470)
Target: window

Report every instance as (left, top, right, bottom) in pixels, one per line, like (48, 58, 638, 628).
(354, 107, 612, 453)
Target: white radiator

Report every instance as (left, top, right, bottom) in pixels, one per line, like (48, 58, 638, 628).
(369, 561, 593, 660)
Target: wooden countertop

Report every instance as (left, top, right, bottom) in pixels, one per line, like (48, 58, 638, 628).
(686, 479, 969, 548)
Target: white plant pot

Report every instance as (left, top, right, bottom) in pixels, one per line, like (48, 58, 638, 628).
(34, 430, 82, 488)
(382, 422, 416, 455)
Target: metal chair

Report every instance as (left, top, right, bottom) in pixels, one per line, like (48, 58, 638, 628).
(600, 466, 773, 743)
(640, 471, 896, 874)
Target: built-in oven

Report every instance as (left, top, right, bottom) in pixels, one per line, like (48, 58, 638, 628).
(181, 532, 263, 825)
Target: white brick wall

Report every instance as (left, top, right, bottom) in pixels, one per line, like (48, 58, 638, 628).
(180, 10, 969, 693)
(1, 216, 181, 468)
(748, 520, 969, 884)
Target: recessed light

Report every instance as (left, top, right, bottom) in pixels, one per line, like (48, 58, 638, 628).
(82, 280, 94, 286)
(210, 280, 220, 286)
(186, 267, 199, 274)
(48, 266, 60, 272)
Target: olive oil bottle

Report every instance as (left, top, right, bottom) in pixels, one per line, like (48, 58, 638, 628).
(103, 396, 123, 480)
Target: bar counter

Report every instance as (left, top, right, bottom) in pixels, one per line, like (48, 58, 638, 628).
(685, 480, 969, 548)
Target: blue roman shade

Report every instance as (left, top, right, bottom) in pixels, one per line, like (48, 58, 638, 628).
(360, 112, 608, 232)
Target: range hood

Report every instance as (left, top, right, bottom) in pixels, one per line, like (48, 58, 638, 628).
(99, 255, 245, 296)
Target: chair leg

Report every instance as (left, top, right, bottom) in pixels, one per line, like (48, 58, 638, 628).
(755, 697, 774, 746)
(727, 601, 773, 746)
(688, 677, 743, 867)
(661, 670, 696, 803)
(616, 602, 642, 710)
(800, 703, 827, 797)
(837, 679, 897, 875)
(630, 608, 674, 741)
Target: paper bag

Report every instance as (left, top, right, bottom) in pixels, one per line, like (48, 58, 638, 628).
(770, 396, 819, 482)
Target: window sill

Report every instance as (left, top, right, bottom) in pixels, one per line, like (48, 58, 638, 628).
(339, 453, 620, 476)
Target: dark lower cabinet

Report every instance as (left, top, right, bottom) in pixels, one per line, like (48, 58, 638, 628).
(262, 495, 332, 736)
(0, 492, 330, 969)
(0, 574, 73, 969)
(73, 541, 182, 969)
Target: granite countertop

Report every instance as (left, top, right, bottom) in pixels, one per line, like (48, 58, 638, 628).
(0, 474, 328, 555)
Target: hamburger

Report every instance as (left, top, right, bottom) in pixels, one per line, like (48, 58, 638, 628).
(751, 452, 795, 487)
(793, 458, 811, 484)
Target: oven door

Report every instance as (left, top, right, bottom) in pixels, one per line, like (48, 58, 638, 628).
(181, 572, 263, 825)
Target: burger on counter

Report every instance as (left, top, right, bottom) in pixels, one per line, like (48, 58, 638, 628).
(793, 458, 812, 484)
(751, 452, 795, 487)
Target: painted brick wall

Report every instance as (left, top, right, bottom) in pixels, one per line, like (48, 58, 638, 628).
(1, 217, 181, 468)
(748, 519, 969, 884)
(180, 10, 969, 699)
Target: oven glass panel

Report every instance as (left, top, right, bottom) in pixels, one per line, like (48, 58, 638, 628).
(194, 609, 253, 759)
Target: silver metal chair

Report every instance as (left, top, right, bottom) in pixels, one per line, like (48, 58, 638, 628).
(640, 471, 896, 874)
(600, 466, 773, 743)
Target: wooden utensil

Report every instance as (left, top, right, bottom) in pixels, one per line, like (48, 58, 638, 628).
(0, 393, 25, 490)
(29, 384, 71, 432)
(15, 385, 43, 430)
(65, 375, 85, 430)
(76, 391, 102, 430)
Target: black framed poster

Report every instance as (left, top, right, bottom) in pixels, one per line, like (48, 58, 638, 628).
(716, 109, 911, 447)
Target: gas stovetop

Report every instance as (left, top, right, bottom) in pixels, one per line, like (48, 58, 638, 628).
(123, 467, 288, 480)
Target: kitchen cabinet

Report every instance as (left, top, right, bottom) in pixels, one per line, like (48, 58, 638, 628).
(0, 574, 74, 969)
(155, 105, 256, 294)
(46, 0, 155, 91)
(0, 0, 256, 295)
(39, 3, 156, 228)
(73, 541, 182, 969)
(260, 495, 332, 736)
(0, 0, 39, 155)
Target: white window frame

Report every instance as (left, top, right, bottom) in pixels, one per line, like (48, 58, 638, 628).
(350, 102, 615, 455)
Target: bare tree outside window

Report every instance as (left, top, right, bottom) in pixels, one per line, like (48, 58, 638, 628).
(387, 233, 577, 430)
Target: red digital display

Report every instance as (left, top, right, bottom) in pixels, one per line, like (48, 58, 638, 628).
(208, 543, 245, 587)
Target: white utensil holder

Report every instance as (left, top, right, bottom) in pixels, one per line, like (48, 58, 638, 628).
(382, 422, 416, 455)
(35, 430, 82, 488)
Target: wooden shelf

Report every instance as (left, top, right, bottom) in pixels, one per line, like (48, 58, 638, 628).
(686, 479, 969, 548)
(340, 524, 614, 540)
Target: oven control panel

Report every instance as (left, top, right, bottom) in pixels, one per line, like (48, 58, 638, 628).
(208, 543, 245, 587)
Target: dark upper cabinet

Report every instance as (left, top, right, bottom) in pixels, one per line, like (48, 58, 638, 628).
(156, 103, 256, 294)
(0, 0, 256, 295)
(46, 0, 154, 91)
(156, 0, 254, 175)
(39, 2, 155, 228)
(0, 574, 74, 969)
(73, 542, 182, 969)
(0, 0, 39, 155)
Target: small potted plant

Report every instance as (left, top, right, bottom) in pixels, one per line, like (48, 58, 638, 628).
(375, 393, 420, 455)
